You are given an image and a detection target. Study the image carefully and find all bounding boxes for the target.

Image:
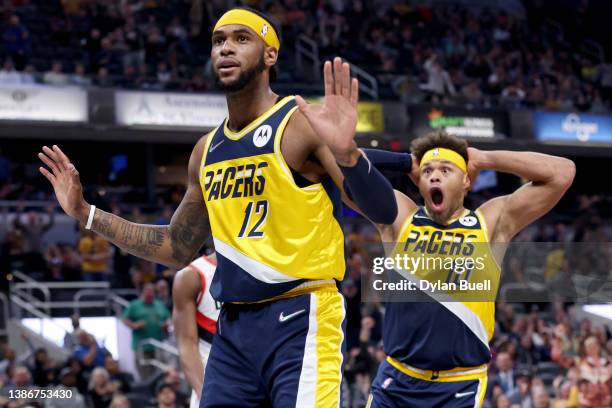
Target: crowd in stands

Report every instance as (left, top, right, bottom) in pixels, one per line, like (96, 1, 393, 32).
(0, 184, 611, 406)
(0, 0, 611, 111)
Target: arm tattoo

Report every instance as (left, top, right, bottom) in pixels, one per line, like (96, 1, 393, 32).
(92, 210, 168, 261)
(169, 201, 210, 264)
(93, 211, 116, 239)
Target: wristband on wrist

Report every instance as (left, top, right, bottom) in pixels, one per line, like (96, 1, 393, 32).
(85, 205, 96, 230)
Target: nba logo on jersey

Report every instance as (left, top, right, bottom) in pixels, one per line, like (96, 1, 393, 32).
(253, 124, 272, 147)
(261, 24, 268, 37)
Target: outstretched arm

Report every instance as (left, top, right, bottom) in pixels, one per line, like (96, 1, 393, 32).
(39, 137, 211, 269)
(475, 148, 575, 241)
(172, 265, 204, 398)
(295, 58, 398, 225)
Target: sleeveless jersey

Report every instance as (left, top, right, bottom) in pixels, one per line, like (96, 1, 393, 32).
(383, 206, 501, 370)
(199, 96, 345, 303)
(190, 256, 219, 344)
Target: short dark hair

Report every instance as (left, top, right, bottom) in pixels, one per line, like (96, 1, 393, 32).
(410, 130, 469, 163)
(156, 383, 175, 396)
(237, 7, 281, 82)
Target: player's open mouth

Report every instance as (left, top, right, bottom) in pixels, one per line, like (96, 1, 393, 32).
(217, 61, 240, 74)
(430, 187, 444, 211)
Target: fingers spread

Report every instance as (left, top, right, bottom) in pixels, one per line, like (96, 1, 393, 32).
(39, 167, 56, 185)
(341, 62, 350, 98)
(350, 78, 359, 106)
(323, 61, 333, 96)
(53, 145, 71, 168)
(41, 146, 65, 170)
(38, 152, 61, 175)
(333, 57, 343, 97)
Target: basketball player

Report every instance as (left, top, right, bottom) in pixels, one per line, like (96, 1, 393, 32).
(38, 7, 398, 407)
(172, 253, 218, 408)
(357, 131, 575, 407)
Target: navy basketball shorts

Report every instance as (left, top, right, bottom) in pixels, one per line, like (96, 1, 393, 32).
(367, 358, 487, 408)
(200, 287, 346, 407)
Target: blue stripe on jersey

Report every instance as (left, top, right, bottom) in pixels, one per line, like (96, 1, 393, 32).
(205, 99, 297, 166)
(321, 176, 344, 227)
(209, 252, 306, 303)
(384, 300, 492, 370)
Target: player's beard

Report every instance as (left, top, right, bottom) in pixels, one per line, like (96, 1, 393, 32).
(213, 53, 266, 93)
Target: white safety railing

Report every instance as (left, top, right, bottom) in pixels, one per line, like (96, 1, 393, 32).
(296, 34, 321, 81)
(349, 61, 379, 100)
(10, 271, 52, 315)
(137, 338, 183, 378)
(10, 294, 69, 338)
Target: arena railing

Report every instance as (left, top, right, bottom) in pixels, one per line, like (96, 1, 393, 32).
(295, 34, 321, 82)
(347, 61, 379, 101)
(137, 338, 182, 376)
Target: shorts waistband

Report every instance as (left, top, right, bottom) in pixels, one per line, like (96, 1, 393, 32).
(386, 356, 488, 382)
(230, 280, 337, 304)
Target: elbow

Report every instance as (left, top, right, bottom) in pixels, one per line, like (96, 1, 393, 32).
(553, 158, 576, 190)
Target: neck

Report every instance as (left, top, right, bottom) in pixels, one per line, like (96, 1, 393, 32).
(226, 77, 277, 132)
(427, 203, 465, 225)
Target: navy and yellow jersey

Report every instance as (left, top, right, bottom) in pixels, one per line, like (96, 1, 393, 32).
(384, 206, 500, 370)
(199, 96, 346, 303)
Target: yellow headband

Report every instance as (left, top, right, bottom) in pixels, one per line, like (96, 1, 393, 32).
(420, 148, 467, 173)
(213, 9, 280, 51)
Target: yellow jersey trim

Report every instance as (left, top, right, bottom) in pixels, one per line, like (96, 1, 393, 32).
(395, 207, 419, 242)
(223, 96, 295, 140)
(199, 129, 217, 184)
(273, 105, 323, 192)
(386, 356, 487, 382)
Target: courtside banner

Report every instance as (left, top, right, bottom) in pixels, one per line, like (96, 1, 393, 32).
(0, 85, 87, 122)
(308, 98, 385, 133)
(408, 105, 509, 138)
(115, 91, 228, 128)
(534, 111, 612, 144)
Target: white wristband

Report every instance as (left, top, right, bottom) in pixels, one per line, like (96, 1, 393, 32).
(85, 205, 96, 230)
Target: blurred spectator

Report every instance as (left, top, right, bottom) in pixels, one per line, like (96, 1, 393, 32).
(30, 348, 58, 387)
(421, 54, 456, 97)
(0, 346, 16, 379)
(78, 229, 111, 281)
(63, 314, 81, 351)
(531, 385, 551, 408)
(95, 66, 113, 87)
(63, 357, 88, 395)
(104, 356, 133, 394)
(72, 330, 108, 371)
(507, 367, 534, 407)
(13, 205, 54, 254)
(576, 336, 611, 407)
(110, 393, 131, 408)
(0, 366, 35, 395)
(88, 367, 117, 408)
(46, 367, 87, 408)
(122, 283, 170, 380)
(156, 382, 177, 408)
(155, 279, 172, 310)
(43, 61, 70, 85)
(0, 59, 21, 84)
(70, 63, 92, 86)
(489, 352, 517, 395)
(3, 15, 29, 70)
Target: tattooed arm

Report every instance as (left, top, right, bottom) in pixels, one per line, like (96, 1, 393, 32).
(38, 136, 211, 269)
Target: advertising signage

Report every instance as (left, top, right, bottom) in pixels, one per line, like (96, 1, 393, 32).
(408, 105, 509, 138)
(533, 111, 612, 144)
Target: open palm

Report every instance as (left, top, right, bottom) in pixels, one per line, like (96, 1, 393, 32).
(38, 145, 87, 220)
(296, 57, 359, 165)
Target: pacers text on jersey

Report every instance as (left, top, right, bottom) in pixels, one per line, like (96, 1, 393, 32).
(204, 161, 268, 200)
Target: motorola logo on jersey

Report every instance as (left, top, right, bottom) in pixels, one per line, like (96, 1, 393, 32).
(204, 161, 268, 201)
(459, 215, 477, 227)
(402, 229, 477, 256)
(253, 124, 273, 147)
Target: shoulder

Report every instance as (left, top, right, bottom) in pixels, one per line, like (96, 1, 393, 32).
(172, 265, 201, 301)
(284, 105, 319, 146)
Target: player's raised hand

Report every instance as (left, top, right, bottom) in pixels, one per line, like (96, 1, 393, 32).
(295, 57, 360, 166)
(38, 145, 88, 221)
(467, 147, 483, 187)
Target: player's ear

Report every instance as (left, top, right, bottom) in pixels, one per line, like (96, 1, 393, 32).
(264, 46, 278, 68)
(463, 172, 471, 192)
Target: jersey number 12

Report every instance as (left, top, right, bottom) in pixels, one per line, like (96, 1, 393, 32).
(238, 200, 268, 238)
